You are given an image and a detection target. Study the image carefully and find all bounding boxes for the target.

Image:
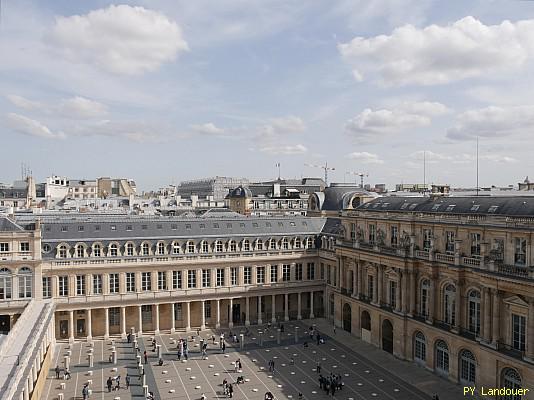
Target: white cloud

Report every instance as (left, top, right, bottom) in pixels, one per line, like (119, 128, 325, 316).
(259, 115, 306, 139)
(58, 96, 108, 118)
(5, 113, 65, 139)
(48, 5, 189, 75)
(7, 94, 107, 119)
(190, 122, 225, 136)
(6, 94, 42, 111)
(258, 144, 308, 155)
(345, 101, 448, 141)
(71, 120, 165, 143)
(339, 16, 534, 86)
(409, 150, 517, 164)
(447, 105, 534, 141)
(346, 151, 384, 164)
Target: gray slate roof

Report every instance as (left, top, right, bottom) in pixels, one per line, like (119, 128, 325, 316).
(358, 196, 534, 217)
(0, 217, 25, 232)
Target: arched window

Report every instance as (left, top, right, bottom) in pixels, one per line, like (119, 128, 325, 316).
(126, 243, 134, 257)
(420, 279, 430, 317)
(76, 244, 85, 258)
(200, 241, 209, 253)
(109, 243, 118, 257)
(172, 242, 180, 255)
(92, 244, 101, 257)
(444, 284, 456, 326)
(502, 368, 522, 400)
(0, 268, 12, 299)
(157, 242, 166, 255)
(58, 245, 68, 258)
(435, 340, 449, 375)
(305, 237, 314, 248)
(187, 241, 195, 254)
(269, 238, 276, 250)
(256, 239, 263, 251)
(459, 349, 476, 385)
(229, 240, 237, 252)
(294, 237, 301, 249)
(141, 242, 150, 256)
(414, 331, 426, 363)
(215, 240, 223, 252)
(243, 239, 250, 252)
(282, 238, 289, 250)
(18, 267, 32, 299)
(467, 290, 481, 336)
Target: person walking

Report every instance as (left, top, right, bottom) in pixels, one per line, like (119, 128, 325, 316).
(144, 350, 148, 364)
(228, 383, 234, 398)
(55, 365, 60, 379)
(107, 377, 113, 392)
(222, 342, 226, 353)
(82, 383, 89, 400)
(115, 375, 121, 390)
(125, 374, 130, 389)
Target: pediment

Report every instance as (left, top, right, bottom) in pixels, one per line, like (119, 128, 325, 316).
(503, 295, 529, 308)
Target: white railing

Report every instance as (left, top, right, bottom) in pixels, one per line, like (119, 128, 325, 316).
(435, 253, 454, 263)
(461, 256, 481, 267)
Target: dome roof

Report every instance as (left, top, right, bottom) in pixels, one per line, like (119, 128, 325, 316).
(227, 186, 252, 198)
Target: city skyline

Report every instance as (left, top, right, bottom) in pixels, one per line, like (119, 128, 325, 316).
(2, 1, 534, 190)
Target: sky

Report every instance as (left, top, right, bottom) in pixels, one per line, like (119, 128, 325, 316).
(2, 0, 534, 191)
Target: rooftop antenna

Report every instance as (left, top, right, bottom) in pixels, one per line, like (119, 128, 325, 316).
(304, 162, 335, 186)
(476, 136, 479, 196)
(275, 162, 281, 180)
(423, 150, 426, 194)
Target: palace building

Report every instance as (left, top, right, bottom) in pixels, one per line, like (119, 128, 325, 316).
(1, 190, 534, 398)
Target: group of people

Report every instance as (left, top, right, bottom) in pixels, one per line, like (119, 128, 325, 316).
(177, 337, 189, 360)
(54, 365, 71, 380)
(307, 326, 325, 345)
(106, 375, 122, 392)
(268, 359, 276, 372)
(234, 358, 243, 372)
(318, 373, 344, 396)
(222, 378, 235, 397)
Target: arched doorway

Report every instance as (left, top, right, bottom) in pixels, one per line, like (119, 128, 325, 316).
(361, 310, 371, 343)
(342, 303, 352, 332)
(382, 319, 393, 354)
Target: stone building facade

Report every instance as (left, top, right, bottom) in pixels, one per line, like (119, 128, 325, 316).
(331, 195, 534, 397)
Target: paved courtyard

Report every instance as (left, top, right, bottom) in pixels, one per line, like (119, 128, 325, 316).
(43, 319, 462, 400)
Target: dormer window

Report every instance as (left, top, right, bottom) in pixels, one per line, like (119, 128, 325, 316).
(470, 205, 480, 211)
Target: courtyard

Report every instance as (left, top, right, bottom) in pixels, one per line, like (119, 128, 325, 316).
(42, 319, 462, 400)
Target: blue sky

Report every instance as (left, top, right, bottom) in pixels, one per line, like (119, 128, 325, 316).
(2, 0, 534, 190)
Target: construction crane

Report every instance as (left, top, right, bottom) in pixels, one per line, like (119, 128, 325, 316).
(346, 172, 368, 188)
(304, 162, 335, 186)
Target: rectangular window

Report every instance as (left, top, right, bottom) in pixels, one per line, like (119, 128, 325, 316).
(445, 231, 455, 253)
(141, 304, 152, 323)
(307, 262, 315, 280)
(20, 242, 30, 252)
(320, 263, 325, 280)
(109, 307, 120, 326)
(76, 275, 86, 296)
(271, 265, 278, 283)
(423, 229, 432, 251)
(42, 277, 51, 298)
(204, 302, 211, 319)
(202, 269, 211, 288)
(216, 268, 225, 286)
(350, 223, 356, 240)
(256, 266, 265, 284)
(109, 273, 119, 294)
(173, 271, 182, 289)
(367, 275, 374, 299)
(126, 272, 135, 292)
(390, 226, 398, 247)
(188, 270, 197, 288)
(231, 267, 238, 286)
(174, 303, 182, 320)
(244, 267, 252, 284)
(282, 264, 290, 281)
(512, 314, 526, 351)
(389, 281, 397, 309)
(295, 264, 303, 281)
(368, 224, 376, 244)
(59, 276, 69, 297)
(158, 271, 167, 290)
(471, 233, 481, 257)
(93, 275, 102, 294)
(142, 272, 151, 291)
(0, 243, 9, 252)
(514, 238, 527, 266)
